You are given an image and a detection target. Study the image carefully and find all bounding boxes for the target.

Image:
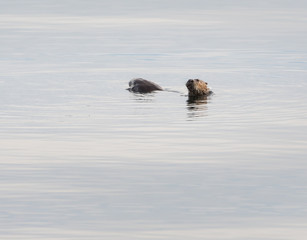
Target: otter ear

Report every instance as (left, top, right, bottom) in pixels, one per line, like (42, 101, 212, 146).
(205, 82, 208, 85)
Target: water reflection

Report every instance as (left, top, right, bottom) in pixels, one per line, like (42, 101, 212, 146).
(186, 95, 210, 119)
(129, 92, 157, 102)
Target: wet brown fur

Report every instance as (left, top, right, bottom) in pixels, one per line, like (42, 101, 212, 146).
(186, 79, 212, 97)
(128, 78, 163, 93)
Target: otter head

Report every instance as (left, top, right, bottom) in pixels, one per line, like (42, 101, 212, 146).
(186, 79, 211, 97)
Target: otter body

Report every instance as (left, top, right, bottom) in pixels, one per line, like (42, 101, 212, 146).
(128, 78, 163, 93)
(186, 79, 212, 97)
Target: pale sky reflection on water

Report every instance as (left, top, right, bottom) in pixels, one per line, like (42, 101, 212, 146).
(1, 0, 307, 239)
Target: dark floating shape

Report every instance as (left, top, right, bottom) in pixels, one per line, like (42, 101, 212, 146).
(128, 78, 163, 93)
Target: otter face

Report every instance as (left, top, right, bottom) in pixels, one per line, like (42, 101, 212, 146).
(186, 79, 211, 97)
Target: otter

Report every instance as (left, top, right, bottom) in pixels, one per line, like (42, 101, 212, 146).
(127, 78, 213, 97)
(128, 78, 163, 93)
(186, 79, 213, 97)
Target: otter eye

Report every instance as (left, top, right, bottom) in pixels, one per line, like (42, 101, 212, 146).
(196, 79, 199, 82)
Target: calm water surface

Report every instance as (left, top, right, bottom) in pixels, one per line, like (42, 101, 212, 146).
(1, 1, 307, 239)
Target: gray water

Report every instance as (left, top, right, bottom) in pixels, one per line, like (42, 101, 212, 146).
(1, 0, 307, 239)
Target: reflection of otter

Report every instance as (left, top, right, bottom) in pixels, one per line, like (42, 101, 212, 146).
(186, 79, 213, 98)
(128, 78, 163, 93)
(187, 95, 209, 118)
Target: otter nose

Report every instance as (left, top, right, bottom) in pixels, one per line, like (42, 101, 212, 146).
(187, 79, 194, 83)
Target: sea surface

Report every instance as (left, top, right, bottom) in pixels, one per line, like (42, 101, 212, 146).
(1, 0, 307, 239)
